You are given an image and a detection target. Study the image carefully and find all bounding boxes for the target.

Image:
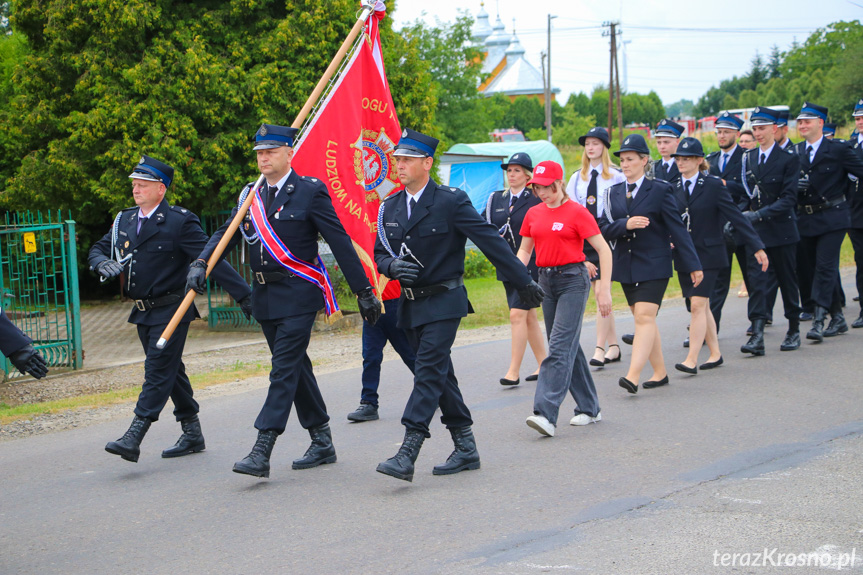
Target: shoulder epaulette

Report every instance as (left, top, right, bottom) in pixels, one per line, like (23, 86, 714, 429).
(170, 205, 190, 214)
(705, 151, 719, 159)
(121, 206, 137, 212)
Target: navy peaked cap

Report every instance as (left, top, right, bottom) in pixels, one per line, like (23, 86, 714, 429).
(254, 124, 298, 150)
(128, 155, 174, 187)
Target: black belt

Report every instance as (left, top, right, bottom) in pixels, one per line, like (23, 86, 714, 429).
(134, 293, 182, 312)
(254, 270, 294, 284)
(538, 262, 583, 274)
(402, 277, 464, 300)
(798, 197, 845, 215)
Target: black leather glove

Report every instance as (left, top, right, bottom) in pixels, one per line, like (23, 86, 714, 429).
(388, 259, 420, 286)
(356, 287, 382, 326)
(95, 259, 124, 280)
(745, 210, 760, 223)
(185, 259, 208, 294)
(9, 345, 49, 380)
(238, 295, 253, 321)
(517, 280, 545, 308)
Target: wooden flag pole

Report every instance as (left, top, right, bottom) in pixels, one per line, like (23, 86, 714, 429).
(157, 3, 375, 349)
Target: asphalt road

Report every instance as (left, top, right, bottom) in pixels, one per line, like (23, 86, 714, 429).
(2, 286, 863, 574)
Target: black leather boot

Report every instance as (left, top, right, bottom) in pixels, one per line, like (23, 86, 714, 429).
(292, 423, 337, 470)
(233, 430, 278, 478)
(806, 306, 828, 342)
(740, 319, 766, 356)
(161, 415, 206, 458)
(780, 319, 801, 351)
(376, 429, 425, 482)
(433, 426, 481, 476)
(823, 311, 848, 337)
(853, 310, 863, 329)
(105, 415, 152, 462)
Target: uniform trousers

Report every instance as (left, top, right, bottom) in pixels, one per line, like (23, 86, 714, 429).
(797, 230, 847, 310)
(256, 311, 328, 434)
(134, 321, 196, 422)
(747, 244, 802, 322)
(710, 242, 751, 331)
(401, 317, 472, 437)
(360, 298, 416, 407)
(533, 264, 599, 425)
(849, 229, 863, 310)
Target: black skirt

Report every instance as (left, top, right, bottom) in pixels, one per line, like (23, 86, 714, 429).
(503, 281, 539, 310)
(620, 278, 669, 307)
(678, 268, 720, 299)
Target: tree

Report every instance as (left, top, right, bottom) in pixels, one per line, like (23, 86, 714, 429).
(398, 12, 485, 147)
(0, 0, 437, 269)
(767, 44, 782, 79)
(503, 96, 544, 134)
(747, 53, 768, 88)
(665, 99, 695, 118)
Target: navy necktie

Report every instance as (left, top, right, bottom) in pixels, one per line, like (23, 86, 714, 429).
(683, 180, 692, 207)
(759, 153, 766, 166)
(626, 183, 636, 211)
(409, 197, 417, 218)
(266, 185, 278, 211)
(136, 216, 147, 236)
(586, 170, 598, 218)
(720, 153, 728, 172)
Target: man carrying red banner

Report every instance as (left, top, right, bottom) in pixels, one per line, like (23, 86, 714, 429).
(188, 124, 381, 479)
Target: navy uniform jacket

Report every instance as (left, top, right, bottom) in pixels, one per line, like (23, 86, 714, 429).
(89, 200, 251, 326)
(671, 175, 765, 271)
(794, 138, 863, 236)
(707, 146, 747, 206)
(653, 159, 681, 185)
(849, 133, 863, 229)
(0, 308, 32, 357)
(485, 188, 541, 281)
(779, 138, 795, 151)
(199, 170, 370, 321)
(742, 146, 800, 248)
(599, 178, 701, 284)
(375, 179, 532, 330)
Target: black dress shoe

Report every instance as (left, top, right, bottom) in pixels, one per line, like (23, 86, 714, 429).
(642, 375, 670, 389)
(674, 363, 697, 375)
(853, 313, 863, 329)
(683, 336, 690, 348)
(525, 374, 539, 381)
(621, 333, 634, 345)
(347, 403, 379, 422)
(618, 377, 638, 394)
(589, 347, 606, 367)
(699, 357, 724, 370)
(499, 377, 520, 386)
(799, 311, 814, 321)
(604, 344, 622, 364)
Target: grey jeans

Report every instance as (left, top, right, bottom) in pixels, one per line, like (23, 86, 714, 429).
(534, 263, 600, 424)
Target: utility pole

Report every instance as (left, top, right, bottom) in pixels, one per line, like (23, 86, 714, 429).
(541, 51, 548, 137)
(545, 14, 557, 142)
(602, 21, 621, 138)
(614, 28, 624, 141)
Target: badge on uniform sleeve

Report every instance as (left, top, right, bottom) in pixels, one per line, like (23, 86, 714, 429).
(244, 223, 250, 230)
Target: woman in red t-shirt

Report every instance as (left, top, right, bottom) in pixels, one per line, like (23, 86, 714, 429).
(517, 161, 613, 437)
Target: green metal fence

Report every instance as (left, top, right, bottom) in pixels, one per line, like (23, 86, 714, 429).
(0, 211, 83, 380)
(203, 212, 258, 331)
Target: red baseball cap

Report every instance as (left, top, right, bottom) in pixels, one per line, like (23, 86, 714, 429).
(528, 161, 563, 186)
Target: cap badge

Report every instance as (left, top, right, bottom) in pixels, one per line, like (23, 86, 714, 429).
(859, 99, 863, 105)
(259, 125, 268, 136)
(590, 128, 596, 132)
(754, 107, 760, 113)
(682, 142, 688, 148)
(660, 120, 667, 125)
(139, 157, 145, 164)
(624, 138, 630, 145)
(402, 129, 408, 137)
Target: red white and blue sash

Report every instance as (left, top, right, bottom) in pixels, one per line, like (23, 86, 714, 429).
(247, 187, 340, 316)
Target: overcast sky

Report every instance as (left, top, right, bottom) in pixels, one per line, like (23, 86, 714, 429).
(390, 0, 861, 106)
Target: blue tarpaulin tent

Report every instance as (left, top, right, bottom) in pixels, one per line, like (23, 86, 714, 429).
(438, 141, 565, 212)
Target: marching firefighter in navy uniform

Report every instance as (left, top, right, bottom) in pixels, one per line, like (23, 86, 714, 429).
(189, 124, 381, 478)
(706, 112, 751, 333)
(652, 119, 684, 185)
(794, 102, 863, 341)
(0, 307, 48, 380)
(739, 107, 803, 355)
(374, 129, 543, 482)
(89, 156, 252, 463)
(775, 110, 795, 151)
(849, 99, 863, 328)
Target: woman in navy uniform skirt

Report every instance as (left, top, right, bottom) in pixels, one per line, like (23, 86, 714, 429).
(485, 152, 546, 386)
(566, 127, 626, 367)
(598, 134, 703, 393)
(670, 138, 768, 375)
